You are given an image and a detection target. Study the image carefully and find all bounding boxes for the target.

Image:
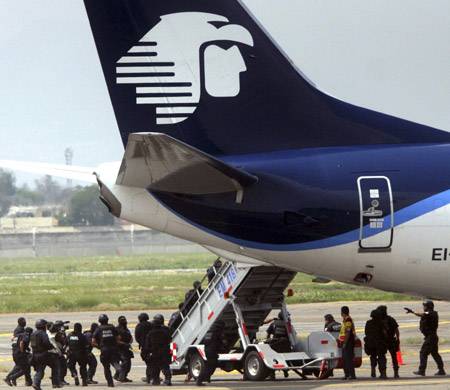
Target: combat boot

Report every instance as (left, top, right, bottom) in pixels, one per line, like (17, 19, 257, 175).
(370, 366, 376, 378)
(379, 369, 387, 379)
(3, 377, 13, 387)
(393, 367, 400, 378)
(435, 369, 446, 376)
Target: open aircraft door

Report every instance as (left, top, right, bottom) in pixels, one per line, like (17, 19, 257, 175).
(357, 176, 394, 250)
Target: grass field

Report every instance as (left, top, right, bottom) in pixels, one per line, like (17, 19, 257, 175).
(0, 253, 415, 313)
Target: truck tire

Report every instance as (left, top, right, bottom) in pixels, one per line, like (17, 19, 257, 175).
(244, 351, 268, 381)
(189, 353, 206, 381)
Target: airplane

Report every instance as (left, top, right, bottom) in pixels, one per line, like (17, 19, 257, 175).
(1, 0, 450, 301)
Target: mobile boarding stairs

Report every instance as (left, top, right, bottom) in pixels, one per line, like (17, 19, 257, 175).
(170, 262, 362, 380)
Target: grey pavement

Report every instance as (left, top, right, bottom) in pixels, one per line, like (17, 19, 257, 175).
(2, 300, 450, 389)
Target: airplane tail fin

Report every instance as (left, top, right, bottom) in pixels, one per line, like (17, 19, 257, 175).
(83, 0, 450, 156)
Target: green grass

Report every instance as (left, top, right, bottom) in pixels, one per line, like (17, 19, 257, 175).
(0, 253, 415, 313)
(0, 253, 216, 274)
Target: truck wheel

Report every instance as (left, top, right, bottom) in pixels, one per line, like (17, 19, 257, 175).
(244, 351, 268, 381)
(189, 353, 206, 381)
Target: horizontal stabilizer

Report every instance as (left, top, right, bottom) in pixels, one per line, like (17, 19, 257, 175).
(0, 160, 97, 183)
(116, 133, 258, 194)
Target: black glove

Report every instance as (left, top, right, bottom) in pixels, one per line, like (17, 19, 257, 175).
(404, 307, 413, 314)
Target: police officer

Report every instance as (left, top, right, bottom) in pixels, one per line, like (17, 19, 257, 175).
(67, 323, 89, 386)
(168, 303, 184, 335)
(92, 314, 123, 387)
(30, 319, 59, 390)
(324, 314, 341, 332)
(83, 323, 98, 384)
(266, 312, 291, 352)
(340, 306, 356, 380)
(207, 258, 223, 283)
(406, 301, 446, 376)
(135, 312, 153, 383)
(4, 317, 27, 386)
(377, 305, 400, 378)
(4, 327, 33, 386)
(115, 316, 133, 383)
(364, 309, 387, 379)
(144, 316, 172, 386)
(196, 319, 227, 386)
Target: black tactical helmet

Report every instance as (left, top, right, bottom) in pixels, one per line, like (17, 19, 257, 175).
(152, 318, 163, 327)
(25, 327, 33, 334)
(118, 316, 127, 326)
(18, 317, 26, 327)
(90, 323, 98, 332)
(377, 305, 387, 315)
(138, 313, 149, 322)
(154, 314, 164, 323)
(370, 309, 381, 319)
(423, 300, 434, 311)
(98, 314, 109, 324)
(35, 319, 47, 330)
(74, 323, 82, 332)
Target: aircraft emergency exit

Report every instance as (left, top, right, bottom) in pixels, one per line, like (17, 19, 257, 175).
(1, 0, 450, 300)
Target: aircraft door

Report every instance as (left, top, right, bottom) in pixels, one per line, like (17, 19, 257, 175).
(357, 176, 394, 249)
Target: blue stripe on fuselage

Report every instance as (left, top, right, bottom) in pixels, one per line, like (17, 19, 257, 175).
(150, 143, 450, 251)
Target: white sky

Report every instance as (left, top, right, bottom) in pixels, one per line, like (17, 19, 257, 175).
(0, 0, 449, 186)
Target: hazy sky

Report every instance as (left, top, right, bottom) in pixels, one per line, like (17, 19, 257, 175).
(1, 0, 449, 186)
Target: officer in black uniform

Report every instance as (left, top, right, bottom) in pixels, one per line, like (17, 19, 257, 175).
(364, 309, 387, 379)
(144, 316, 172, 386)
(92, 314, 123, 387)
(196, 319, 227, 386)
(168, 303, 184, 335)
(324, 314, 341, 332)
(406, 301, 446, 376)
(266, 312, 291, 352)
(83, 323, 98, 384)
(377, 305, 400, 378)
(135, 312, 153, 383)
(4, 317, 27, 386)
(67, 323, 89, 386)
(30, 319, 59, 390)
(207, 258, 223, 282)
(115, 316, 133, 383)
(4, 327, 33, 386)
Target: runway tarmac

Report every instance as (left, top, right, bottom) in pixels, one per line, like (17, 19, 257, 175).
(2, 300, 450, 389)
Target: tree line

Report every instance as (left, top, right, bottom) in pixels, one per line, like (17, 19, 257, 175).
(0, 169, 113, 226)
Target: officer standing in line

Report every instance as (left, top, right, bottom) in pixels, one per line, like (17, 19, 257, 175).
(144, 316, 172, 386)
(67, 323, 89, 386)
(196, 319, 227, 386)
(4, 327, 33, 386)
(4, 317, 27, 386)
(83, 323, 99, 384)
(364, 309, 387, 379)
(135, 313, 153, 384)
(46, 322, 64, 387)
(12, 317, 27, 340)
(30, 319, 59, 390)
(324, 314, 341, 332)
(115, 316, 134, 383)
(92, 314, 123, 387)
(406, 301, 446, 376)
(340, 306, 356, 380)
(377, 305, 401, 378)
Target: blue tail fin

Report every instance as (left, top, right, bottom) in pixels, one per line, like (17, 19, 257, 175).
(83, 0, 450, 156)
